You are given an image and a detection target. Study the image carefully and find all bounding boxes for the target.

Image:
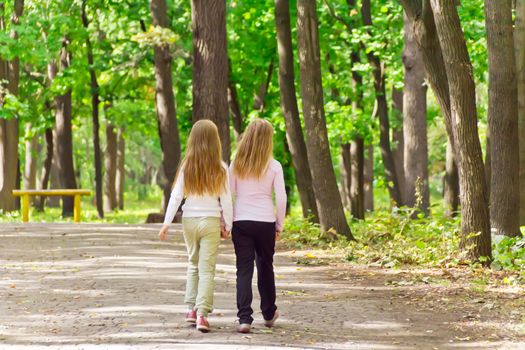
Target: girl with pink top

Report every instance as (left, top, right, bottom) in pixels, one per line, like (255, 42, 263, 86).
(230, 119, 287, 333)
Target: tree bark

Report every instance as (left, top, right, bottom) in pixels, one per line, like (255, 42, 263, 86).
(228, 61, 243, 138)
(36, 128, 53, 211)
(444, 139, 459, 217)
(23, 124, 37, 195)
(391, 88, 405, 204)
(364, 144, 374, 211)
(484, 0, 520, 237)
(341, 143, 352, 210)
(104, 123, 118, 212)
(401, 1, 455, 156)
(350, 137, 365, 219)
(362, 0, 401, 206)
(275, 0, 319, 222)
(430, 0, 491, 260)
(191, 0, 230, 161)
(402, 12, 429, 214)
(116, 127, 125, 210)
(253, 56, 275, 111)
(0, 1, 23, 212)
(81, 0, 103, 218)
(296, 0, 352, 239)
(516, 0, 525, 226)
(151, 0, 182, 211)
(53, 42, 78, 217)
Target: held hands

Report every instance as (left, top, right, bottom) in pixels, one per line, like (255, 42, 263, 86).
(220, 223, 231, 239)
(159, 225, 169, 241)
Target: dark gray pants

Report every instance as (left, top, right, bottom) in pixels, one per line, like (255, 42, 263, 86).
(232, 220, 277, 324)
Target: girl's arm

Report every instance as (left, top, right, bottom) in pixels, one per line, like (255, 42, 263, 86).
(274, 162, 287, 232)
(163, 171, 184, 226)
(220, 166, 233, 232)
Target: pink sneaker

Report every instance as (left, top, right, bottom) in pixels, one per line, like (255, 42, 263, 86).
(196, 316, 210, 333)
(185, 310, 197, 324)
(264, 310, 279, 328)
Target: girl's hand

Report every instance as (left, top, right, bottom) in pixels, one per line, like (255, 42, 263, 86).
(276, 230, 281, 241)
(159, 225, 169, 241)
(221, 228, 230, 239)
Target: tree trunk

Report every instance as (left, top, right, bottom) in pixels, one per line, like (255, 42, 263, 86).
(485, 0, 520, 237)
(296, 0, 352, 239)
(516, 0, 525, 226)
(151, 0, 182, 211)
(81, 0, 103, 218)
(253, 56, 275, 111)
(341, 143, 352, 210)
(361, 0, 401, 206)
(191, 0, 230, 161)
(430, 0, 491, 260)
(116, 127, 125, 210)
(228, 61, 243, 138)
(401, 1, 456, 157)
(364, 144, 374, 211)
(104, 123, 118, 212)
(402, 12, 429, 214)
(53, 42, 78, 217)
(23, 124, 38, 204)
(392, 88, 405, 205)
(444, 139, 459, 217)
(350, 137, 365, 219)
(36, 128, 53, 211)
(275, 0, 319, 222)
(0, 1, 23, 212)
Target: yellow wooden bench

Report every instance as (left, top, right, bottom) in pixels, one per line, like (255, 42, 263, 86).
(12, 189, 92, 223)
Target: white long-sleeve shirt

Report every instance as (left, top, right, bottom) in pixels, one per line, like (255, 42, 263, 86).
(230, 159, 287, 231)
(163, 163, 233, 231)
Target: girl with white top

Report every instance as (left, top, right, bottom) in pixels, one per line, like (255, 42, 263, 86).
(159, 120, 232, 333)
(230, 119, 287, 333)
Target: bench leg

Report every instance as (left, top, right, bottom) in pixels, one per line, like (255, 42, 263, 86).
(22, 195, 29, 223)
(74, 195, 81, 223)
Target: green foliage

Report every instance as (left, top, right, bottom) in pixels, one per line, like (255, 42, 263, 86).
(491, 235, 525, 280)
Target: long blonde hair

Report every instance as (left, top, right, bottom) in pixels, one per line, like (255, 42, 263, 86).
(232, 119, 274, 179)
(178, 120, 226, 196)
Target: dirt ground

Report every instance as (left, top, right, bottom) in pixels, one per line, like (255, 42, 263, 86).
(1, 224, 524, 350)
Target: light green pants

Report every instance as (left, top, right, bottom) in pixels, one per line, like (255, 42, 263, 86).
(182, 216, 221, 317)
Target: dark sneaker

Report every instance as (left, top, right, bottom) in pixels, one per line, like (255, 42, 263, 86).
(196, 316, 210, 333)
(264, 310, 279, 328)
(185, 310, 197, 324)
(238, 323, 252, 333)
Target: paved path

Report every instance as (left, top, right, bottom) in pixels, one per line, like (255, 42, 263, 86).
(0, 224, 523, 349)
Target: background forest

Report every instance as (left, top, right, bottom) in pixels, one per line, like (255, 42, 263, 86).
(1, 0, 524, 280)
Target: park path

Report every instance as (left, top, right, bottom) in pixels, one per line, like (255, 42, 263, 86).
(0, 224, 524, 350)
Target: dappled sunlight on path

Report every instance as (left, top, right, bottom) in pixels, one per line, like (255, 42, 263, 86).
(0, 224, 523, 349)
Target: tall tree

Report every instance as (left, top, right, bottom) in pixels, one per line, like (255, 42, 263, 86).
(361, 0, 402, 206)
(275, 0, 319, 222)
(151, 0, 181, 211)
(104, 122, 117, 212)
(116, 127, 125, 210)
(391, 88, 405, 203)
(81, 0, 103, 218)
(364, 144, 374, 211)
(429, 0, 491, 259)
(0, 0, 23, 212)
(517, 0, 525, 226)
(296, 0, 353, 239)
(23, 124, 38, 193)
(53, 40, 78, 217)
(402, 12, 429, 213)
(191, 0, 230, 160)
(444, 139, 459, 217)
(485, 0, 519, 237)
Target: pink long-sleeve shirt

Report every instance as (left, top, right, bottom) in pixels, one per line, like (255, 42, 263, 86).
(230, 159, 287, 231)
